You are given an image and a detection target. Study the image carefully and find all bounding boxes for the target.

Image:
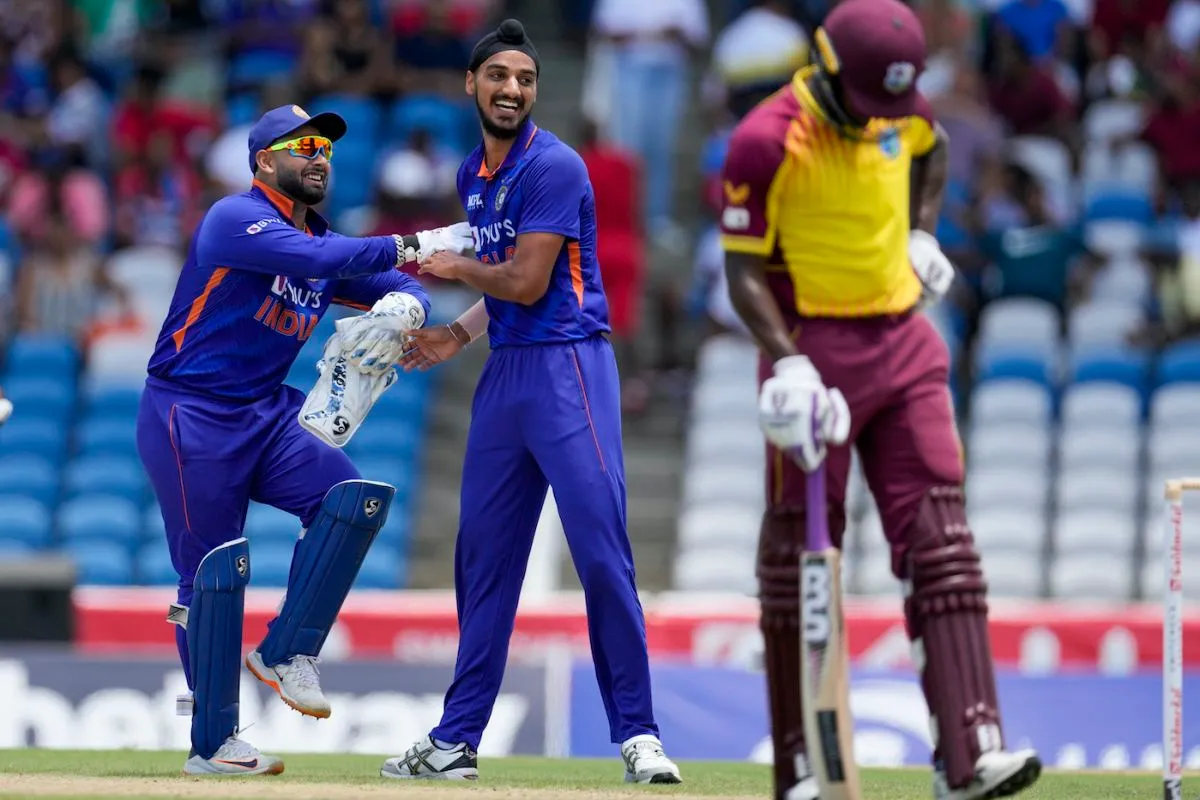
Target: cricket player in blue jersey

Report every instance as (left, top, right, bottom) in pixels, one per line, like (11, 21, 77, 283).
(370, 20, 680, 785)
(137, 103, 473, 776)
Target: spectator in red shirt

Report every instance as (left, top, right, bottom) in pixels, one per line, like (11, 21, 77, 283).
(1140, 71, 1200, 196)
(578, 120, 650, 413)
(110, 64, 216, 166)
(1089, 0, 1171, 60)
(113, 130, 203, 251)
(987, 34, 1074, 140)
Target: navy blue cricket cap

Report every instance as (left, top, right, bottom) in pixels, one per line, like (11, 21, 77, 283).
(247, 104, 348, 173)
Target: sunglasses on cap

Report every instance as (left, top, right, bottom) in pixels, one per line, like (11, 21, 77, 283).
(267, 135, 334, 161)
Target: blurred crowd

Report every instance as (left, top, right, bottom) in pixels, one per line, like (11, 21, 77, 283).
(685, 0, 1200, 380)
(2, 0, 1199, 411)
(0, 0, 497, 358)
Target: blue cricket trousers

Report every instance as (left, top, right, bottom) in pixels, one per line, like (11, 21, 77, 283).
(136, 376, 360, 684)
(431, 334, 659, 749)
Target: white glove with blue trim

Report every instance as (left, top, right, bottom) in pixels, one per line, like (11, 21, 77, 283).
(335, 292, 426, 377)
(758, 356, 851, 473)
(909, 229, 956, 310)
(298, 331, 396, 448)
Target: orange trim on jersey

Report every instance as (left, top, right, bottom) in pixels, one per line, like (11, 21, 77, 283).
(476, 125, 540, 180)
(252, 179, 295, 218)
(171, 268, 230, 352)
(168, 404, 192, 533)
(570, 349, 607, 474)
(567, 241, 583, 307)
(333, 297, 372, 311)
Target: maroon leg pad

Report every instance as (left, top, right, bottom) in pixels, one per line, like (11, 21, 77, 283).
(903, 487, 1004, 789)
(758, 506, 846, 800)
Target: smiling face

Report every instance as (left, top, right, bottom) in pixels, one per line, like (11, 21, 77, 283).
(467, 50, 537, 140)
(256, 123, 330, 205)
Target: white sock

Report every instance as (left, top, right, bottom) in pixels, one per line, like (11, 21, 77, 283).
(432, 738, 458, 750)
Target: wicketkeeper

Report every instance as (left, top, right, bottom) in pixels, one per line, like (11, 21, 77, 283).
(720, 2, 1042, 799)
(136, 103, 472, 775)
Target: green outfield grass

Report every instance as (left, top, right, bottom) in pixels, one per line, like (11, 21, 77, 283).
(0, 750, 1176, 799)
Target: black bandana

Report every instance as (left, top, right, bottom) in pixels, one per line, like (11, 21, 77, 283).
(468, 18, 540, 75)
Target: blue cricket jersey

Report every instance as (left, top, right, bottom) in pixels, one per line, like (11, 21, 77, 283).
(146, 180, 431, 401)
(457, 119, 610, 347)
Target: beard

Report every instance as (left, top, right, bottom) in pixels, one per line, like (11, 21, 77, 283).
(278, 167, 327, 205)
(475, 94, 528, 140)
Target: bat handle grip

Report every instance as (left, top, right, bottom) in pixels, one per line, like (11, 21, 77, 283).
(805, 463, 831, 551)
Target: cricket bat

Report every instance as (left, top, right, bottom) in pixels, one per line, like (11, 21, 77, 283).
(800, 463, 862, 799)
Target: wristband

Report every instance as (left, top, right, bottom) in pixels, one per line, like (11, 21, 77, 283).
(392, 234, 422, 266)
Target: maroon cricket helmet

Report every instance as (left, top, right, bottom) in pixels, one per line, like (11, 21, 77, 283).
(814, 0, 927, 120)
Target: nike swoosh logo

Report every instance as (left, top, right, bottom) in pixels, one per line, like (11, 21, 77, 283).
(215, 758, 259, 769)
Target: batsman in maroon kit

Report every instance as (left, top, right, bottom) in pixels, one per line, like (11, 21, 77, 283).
(719, 1, 1043, 798)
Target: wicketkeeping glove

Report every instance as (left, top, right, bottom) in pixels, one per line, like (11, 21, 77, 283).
(758, 355, 851, 473)
(414, 221, 474, 261)
(0, 396, 11, 427)
(335, 292, 426, 377)
(909, 229, 955, 310)
(298, 331, 397, 448)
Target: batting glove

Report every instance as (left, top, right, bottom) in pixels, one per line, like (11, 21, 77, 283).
(414, 222, 474, 262)
(909, 229, 955, 310)
(335, 292, 426, 377)
(758, 355, 851, 473)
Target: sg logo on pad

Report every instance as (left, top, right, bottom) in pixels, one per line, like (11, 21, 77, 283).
(363, 498, 381, 518)
(235, 555, 249, 577)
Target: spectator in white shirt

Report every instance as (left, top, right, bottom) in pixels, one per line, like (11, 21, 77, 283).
(711, 0, 809, 118)
(44, 47, 108, 169)
(590, 0, 710, 244)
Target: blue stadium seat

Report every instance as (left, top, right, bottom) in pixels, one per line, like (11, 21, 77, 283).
(1157, 341, 1200, 386)
(244, 503, 301, 543)
(227, 50, 297, 88)
(974, 344, 1055, 387)
(63, 455, 146, 505)
(1083, 191, 1154, 225)
(310, 95, 382, 140)
(1068, 347, 1150, 391)
(373, 376, 428, 418)
(355, 543, 403, 589)
(135, 540, 178, 586)
(348, 420, 423, 463)
(388, 94, 466, 152)
(225, 92, 259, 127)
(0, 540, 34, 557)
(83, 385, 143, 421)
(0, 454, 58, 505)
(58, 495, 142, 549)
(75, 417, 139, 458)
(0, 418, 68, 464)
(0, 377, 74, 422)
(376, 503, 412, 548)
(144, 505, 166, 541)
(64, 540, 134, 585)
(0, 495, 52, 548)
(353, 456, 415, 509)
(4, 334, 78, 377)
(250, 542, 296, 587)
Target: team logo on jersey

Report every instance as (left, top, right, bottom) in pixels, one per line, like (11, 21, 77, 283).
(723, 181, 750, 206)
(883, 62, 915, 95)
(495, 183, 509, 211)
(879, 128, 901, 160)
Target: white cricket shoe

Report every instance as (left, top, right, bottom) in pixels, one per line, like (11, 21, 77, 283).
(380, 736, 479, 780)
(182, 736, 284, 776)
(934, 749, 1042, 800)
(785, 775, 819, 800)
(621, 734, 682, 784)
(245, 650, 330, 719)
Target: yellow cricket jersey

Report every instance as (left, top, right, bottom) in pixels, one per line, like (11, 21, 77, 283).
(719, 66, 938, 318)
